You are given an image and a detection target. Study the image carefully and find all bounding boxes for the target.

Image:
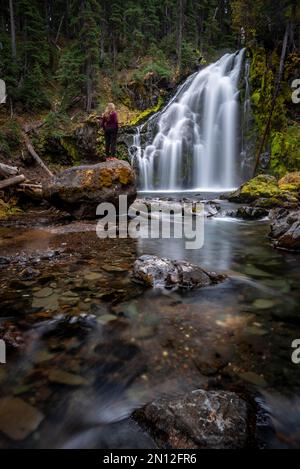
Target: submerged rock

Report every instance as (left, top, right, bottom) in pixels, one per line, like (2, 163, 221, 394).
(43, 160, 137, 219)
(134, 389, 250, 449)
(204, 201, 221, 217)
(269, 208, 300, 251)
(0, 397, 44, 441)
(47, 369, 89, 386)
(132, 255, 226, 289)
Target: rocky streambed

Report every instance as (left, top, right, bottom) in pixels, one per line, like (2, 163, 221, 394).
(0, 189, 299, 449)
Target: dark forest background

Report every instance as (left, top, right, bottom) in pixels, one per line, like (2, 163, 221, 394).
(0, 0, 299, 112)
(0, 1, 299, 177)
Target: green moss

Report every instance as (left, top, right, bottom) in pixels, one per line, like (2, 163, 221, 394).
(59, 137, 80, 165)
(129, 96, 164, 126)
(0, 198, 22, 219)
(228, 175, 279, 203)
(249, 47, 299, 176)
(227, 174, 299, 208)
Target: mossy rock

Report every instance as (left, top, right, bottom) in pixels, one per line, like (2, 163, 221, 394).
(227, 174, 299, 209)
(278, 172, 300, 192)
(227, 175, 280, 203)
(42, 160, 137, 219)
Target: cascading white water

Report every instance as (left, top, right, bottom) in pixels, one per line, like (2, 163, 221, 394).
(132, 49, 247, 192)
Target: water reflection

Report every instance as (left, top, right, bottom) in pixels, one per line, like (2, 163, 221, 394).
(0, 204, 299, 448)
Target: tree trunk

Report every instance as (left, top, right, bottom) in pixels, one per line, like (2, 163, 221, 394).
(176, 0, 184, 72)
(55, 15, 65, 44)
(253, 24, 290, 174)
(9, 0, 17, 59)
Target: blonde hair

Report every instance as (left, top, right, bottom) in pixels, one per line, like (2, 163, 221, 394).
(104, 102, 116, 117)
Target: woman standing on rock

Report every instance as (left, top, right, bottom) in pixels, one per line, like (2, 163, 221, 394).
(101, 103, 119, 160)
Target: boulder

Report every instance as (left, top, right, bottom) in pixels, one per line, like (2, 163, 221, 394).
(132, 255, 226, 289)
(225, 175, 299, 209)
(269, 208, 300, 251)
(43, 160, 137, 219)
(134, 389, 250, 449)
(278, 171, 300, 192)
(226, 175, 279, 203)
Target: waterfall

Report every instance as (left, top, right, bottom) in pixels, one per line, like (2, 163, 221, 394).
(131, 49, 248, 192)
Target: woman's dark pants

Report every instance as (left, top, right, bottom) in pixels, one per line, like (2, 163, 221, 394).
(104, 128, 118, 157)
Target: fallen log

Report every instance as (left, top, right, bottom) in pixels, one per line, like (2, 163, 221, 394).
(0, 175, 26, 190)
(22, 134, 53, 177)
(22, 121, 45, 134)
(0, 163, 19, 178)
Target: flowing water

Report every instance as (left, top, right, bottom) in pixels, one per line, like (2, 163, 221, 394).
(0, 204, 299, 449)
(132, 50, 254, 192)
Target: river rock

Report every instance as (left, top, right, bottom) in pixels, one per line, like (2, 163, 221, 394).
(42, 160, 137, 219)
(134, 389, 249, 449)
(226, 206, 268, 220)
(132, 255, 226, 289)
(269, 208, 300, 251)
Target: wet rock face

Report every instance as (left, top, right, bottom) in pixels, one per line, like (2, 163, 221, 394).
(269, 208, 300, 251)
(132, 255, 226, 289)
(43, 160, 137, 219)
(135, 389, 250, 449)
(226, 206, 268, 220)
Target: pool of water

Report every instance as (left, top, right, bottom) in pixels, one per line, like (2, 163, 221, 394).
(0, 200, 299, 448)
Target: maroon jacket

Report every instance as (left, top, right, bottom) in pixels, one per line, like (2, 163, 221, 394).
(102, 111, 118, 131)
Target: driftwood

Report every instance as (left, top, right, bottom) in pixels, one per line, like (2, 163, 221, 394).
(23, 134, 53, 177)
(0, 175, 26, 190)
(0, 163, 19, 178)
(17, 183, 43, 199)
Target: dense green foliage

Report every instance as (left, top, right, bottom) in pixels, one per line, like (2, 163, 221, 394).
(0, 0, 236, 111)
(0, 0, 299, 174)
